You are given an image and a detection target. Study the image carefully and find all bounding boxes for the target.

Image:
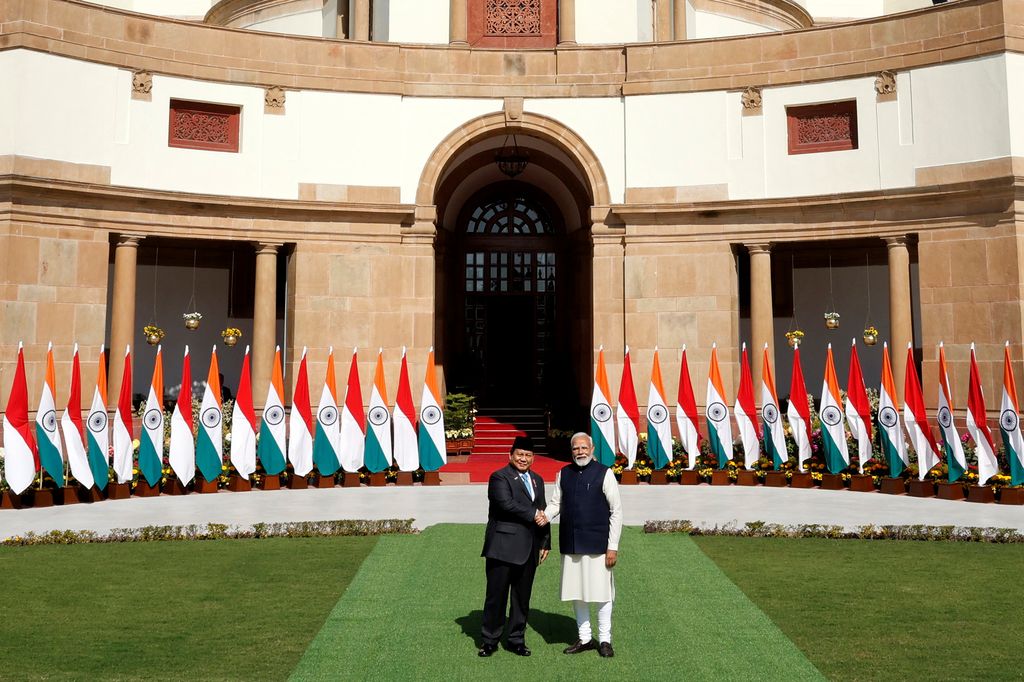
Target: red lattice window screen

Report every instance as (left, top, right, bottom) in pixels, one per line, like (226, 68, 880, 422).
(468, 0, 556, 48)
(786, 100, 858, 155)
(485, 0, 542, 36)
(168, 99, 241, 153)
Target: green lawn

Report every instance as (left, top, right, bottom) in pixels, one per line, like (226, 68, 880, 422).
(0, 536, 377, 681)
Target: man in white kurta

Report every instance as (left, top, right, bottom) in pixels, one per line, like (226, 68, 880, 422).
(539, 432, 623, 657)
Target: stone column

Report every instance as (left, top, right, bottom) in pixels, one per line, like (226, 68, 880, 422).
(108, 234, 143, 405)
(655, 0, 672, 41)
(252, 243, 281, 407)
(748, 243, 774, 396)
(450, 0, 468, 45)
(886, 236, 913, 401)
(558, 0, 576, 45)
(353, 0, 370, 41)
(673, 0, 687, 39)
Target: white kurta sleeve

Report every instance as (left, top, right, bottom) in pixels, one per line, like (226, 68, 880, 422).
(544, 471, 562, 521)
(602, 468, 623, 551)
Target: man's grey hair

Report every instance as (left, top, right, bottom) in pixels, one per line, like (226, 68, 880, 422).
(570, 432, 593, 447)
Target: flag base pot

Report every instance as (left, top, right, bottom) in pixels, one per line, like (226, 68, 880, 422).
(368, 473, 387, 487)
(967, 485, 995, 503)
(789, 472, 813, 489)
(342, 472, 362, 487)
(618, 470, 638, 485)
(133, 480, 161, 497)
(57, 487, 80, 505)
(196, 478, 219, 494)
(907, 479, 936, 497)
(227, 475, 252, 492)
(259, 474, 282, 491)
(764, 471, 787, 487)
(1, 490, 22, 509)
(736, 470, 758, 486)
(422, 471, 441, 486)
(936, 481, 966, 500)
(314, 474, 336, 489)
(288, 475, 309, 490)
(80, 485, 105, 502)
(650, 470, 668, 485)
(679, 470, 700, 485)
(26, 488, 55, 508)
(396, 472, 414, 486)
(819, 473, 844, 490)
(998, 487, 1024, 505)
(879, 477, 906, 495)
(163, 479, 188, 495)
(849, 474, 875, 492)
(107, 482, 131, 500)
(710, 470, 732, 486)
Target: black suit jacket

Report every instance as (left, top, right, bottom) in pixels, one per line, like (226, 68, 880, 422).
(481, 465, 551, 565)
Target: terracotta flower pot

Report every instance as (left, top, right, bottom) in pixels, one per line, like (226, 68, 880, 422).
(764, 471, 788, 487)
(367, 472, 387, 487)
(650, 470, 668, 485)
(618, 470, 638, 485)
(342, 472, 363, 487)
(287, 475, 309, 490)
(936, 481, 966, 501)
(395, 472, 414, 486)
(80, 485, 105, 502)
(1, 490, 22, 510)
(57, 487, 80, 505)
(849, 474, 875, 492)
(789, 472, 814, 489)
(967, 485, 995, 503)
(133, 480, 161, 497)
(736, 470, 758, 486)
(819, 473, 844, 490)
(227, 474, 252, 492)
(879, 477, 906, 495)
(421, 471, 441, 486)
(679, 470, 700, 485)
(195, 478, 219, 494)
(258, 474, 282, 491)
(26, 488, 55, 508)
(107, 482, 131, 500)
(162, 479, 188, 495)
(998, 487, 1024, 505)
(710, 470, 732, 486)
(314, 474, 336, 489)
(907, 479, 937, 498)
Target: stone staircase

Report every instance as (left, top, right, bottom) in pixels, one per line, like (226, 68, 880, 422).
(471, 407, 548, 457)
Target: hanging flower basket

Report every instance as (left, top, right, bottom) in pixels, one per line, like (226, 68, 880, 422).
(862, 326, 879, 346)
(824, 311, 841, 330)
(142, 325, 165, 346)
(785, 330, 804, 348)
(221, 327, 242, 347)
(183, 311, 202, 330)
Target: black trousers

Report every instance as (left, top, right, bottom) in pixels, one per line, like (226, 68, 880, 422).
(481, 554, 539, 646)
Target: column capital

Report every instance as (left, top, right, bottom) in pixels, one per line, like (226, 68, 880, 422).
(883, 235, 909, 249)
(116, 234, 145, 248)
(254, 241, 283, 255)
(746, 242, 772, 254)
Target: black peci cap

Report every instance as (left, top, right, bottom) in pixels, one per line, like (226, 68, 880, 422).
(510, 435, 535, 453)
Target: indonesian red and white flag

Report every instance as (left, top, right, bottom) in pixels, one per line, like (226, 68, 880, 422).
(312, 346, 341, 476)
(3, 343, 38, 494)
(760, 344, 787, 469)
(878, 343, 908, 477)
(787, 347, 812, 469)
(967, 343, 998, 485)
(936, 342, 966, 481)
(646, 348, 673, 469)
(364, 349, 393, 473)
(418, 347, 446, 472)
(820, 344, 849, 474)
(393, 347, 419, 472)
(288, 346, 314, 477)
(675, 345, 701, 469)
(705, 343, 734, 468)
(734, 343, 761, 468)
(169, 345, 195, 485)
(1000, 342, 1024, 486)
(903, 343, 940, 480)
(590, 346, 616, 467)
(230, 346, 258, 478)
(111, 345, 135, 484)
(61, 344, 94, 490)
(616, 346, 640, 468)
(339, 348, 365, 472)
(35, 342, 64, 487)
(845, 339, 873, 472)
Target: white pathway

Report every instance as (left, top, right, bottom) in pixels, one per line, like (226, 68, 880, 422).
(2, 484, 1023, 540)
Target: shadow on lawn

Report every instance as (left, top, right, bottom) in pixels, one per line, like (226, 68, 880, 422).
(456, 609, 577, 647)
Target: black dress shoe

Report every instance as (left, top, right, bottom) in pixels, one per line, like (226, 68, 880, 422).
(478, 643, 497, 657)
(598, 641, 615, 658)
(508, 643, 531, 657)
(562, 639, 596, 654)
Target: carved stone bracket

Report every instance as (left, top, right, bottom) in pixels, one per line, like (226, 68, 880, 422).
(741, 86, 762, 114)
(265, 86, 286, 114)
(875, 70, 897, 98)
(131, 70, 152, 101)
(503, 97, 524, 126)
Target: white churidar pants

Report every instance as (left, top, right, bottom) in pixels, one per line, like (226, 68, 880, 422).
(573, 600, 613, 643)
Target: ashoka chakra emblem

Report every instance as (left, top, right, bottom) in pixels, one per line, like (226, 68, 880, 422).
(878, 406, 898, 428)
(592, 402, 612, 423)
(264, 405, 285, 425)
(41, 410, 57, 433)
(202, 407, 222, 429)
(144, 408, 163, 430)
(821, 405, 843, 427)
(648, 404, 668, 424)
(421, 405, 442, 425)
(937, 406, 952, 429)
(88, 411, 107, 433)
(706, 402, 728, 423)
(318, 405, 338, 426)
(368, 406, 390, 426)
(1001, 409, 1019, 432)
(762, 403, 779, 424)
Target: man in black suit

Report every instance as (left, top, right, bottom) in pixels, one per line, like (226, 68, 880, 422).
(479, 435, 550, 658)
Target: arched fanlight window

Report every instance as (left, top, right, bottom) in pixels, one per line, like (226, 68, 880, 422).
(466, 196, 551, 235)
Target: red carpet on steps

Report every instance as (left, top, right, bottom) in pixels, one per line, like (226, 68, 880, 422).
(443, 454, 566, 483)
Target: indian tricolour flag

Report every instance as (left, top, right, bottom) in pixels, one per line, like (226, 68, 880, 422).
(903, 343, 939, 480)
(418, 347, 446, 472)
(35, 342, 64, 487)
(617, 346, 640, 468)
(878, 342, 908, 477)
(646, 347, 672, 470)
(61, 344, 94, 490)
(312, 346, 341, 476)
(676, 345, 701, 470)
(936, 342, 966, 482)
(393, 347, 419, 472)
(339, 348, 365, 472)
(734, 343, 760, 468)
(3, 343, 38, 495)
(139, 345, 164, 487)
(967, 343, 999, 485)
(365, 349, 393, 473)
(85, 345, 110, 491)
(705, 343, 733, 469)
(819, 343, 849, 474)
(169, 345, 195, 485)
(787, 347, 812, 470)
(845, 339, 872, 472)
(258, 346, 287, 476)
(230, 346, 258, 479)
(111, 345, 134, 484)
(196, 346, 224, 484)
(287, 347, 314, 477)
(760, 344, 786, 470)
(999, 342, 1024, 486)
(590, 346, 616, 467)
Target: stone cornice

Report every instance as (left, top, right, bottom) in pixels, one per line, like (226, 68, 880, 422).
(0, 0, 1016, 98)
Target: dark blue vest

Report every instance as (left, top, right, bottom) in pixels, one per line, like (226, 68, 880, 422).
(558, 461, 611, 555)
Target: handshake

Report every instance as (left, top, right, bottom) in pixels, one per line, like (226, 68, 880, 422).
(534, 510, 549, 527)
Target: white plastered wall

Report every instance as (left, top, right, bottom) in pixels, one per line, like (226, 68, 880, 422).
(88, 0, 217, 19)
(1006, 53, 1024, 159)
(380, 0, 449, 44)
(576, 0, 652, 44)
(692, 11, 774, 39)
(245, 11, 325, 37)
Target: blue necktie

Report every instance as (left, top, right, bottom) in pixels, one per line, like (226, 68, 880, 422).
(521, 473, 534, 500)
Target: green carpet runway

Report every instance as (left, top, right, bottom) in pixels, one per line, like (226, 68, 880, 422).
(291, 525, 824, 681)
